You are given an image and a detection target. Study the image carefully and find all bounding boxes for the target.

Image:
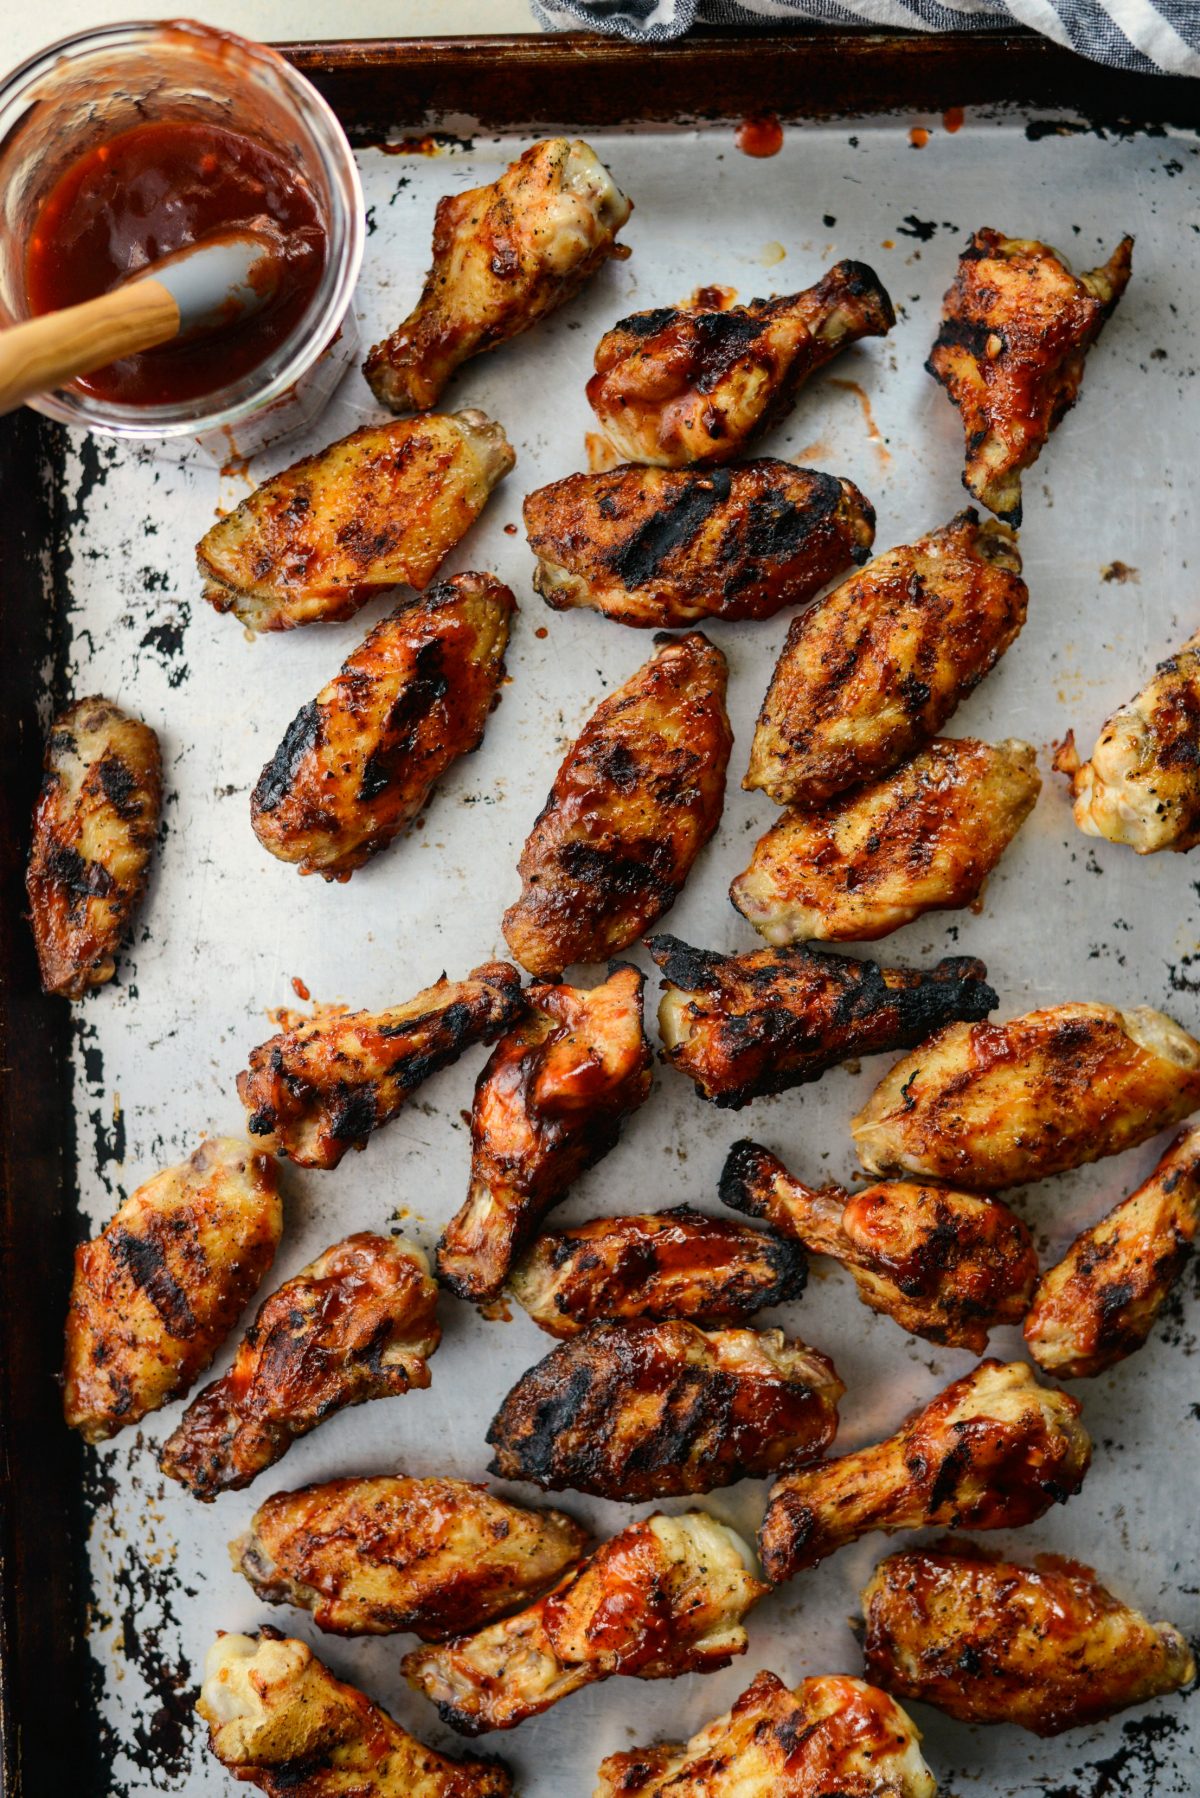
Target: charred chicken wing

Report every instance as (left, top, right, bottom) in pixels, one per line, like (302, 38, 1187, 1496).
(198, 411, 514, 632)
(63, 1138, 281, 1443)
(596, 1669, 936, 1798)
(927, 228, 1133, 526)
(745, 511, 1027, 808)
(758, 1359, 1091, 1585)
(651, 936, 996, 1109)
(198, 1630, 511, 1798)
(364, 138, 631, 414)
(437, 964, 652, 1303)
(524, 461, 875, 629)
(160, 1234, 439, 1499)
(732, 737, 1040, 944)
(1025, 1123, 1200, 1378)
(232, 1475, 588, 1639)
(853, 1002, 1200, 1190)
(502, 632, 731, 975)
(486, 1318, 842, 1500)
(27, 696, 162, 999)
(509, 1205, 808, 1337)
(720, 1140, 1037, 1353)
(404, 1511, 765, 1734)
(587, 263, 894, 467)
(237, 962, 524, 1169)
(861, 1543, 1194, 1736)
(1055, 627, 1200, 854)
(251, 573, 514, 880)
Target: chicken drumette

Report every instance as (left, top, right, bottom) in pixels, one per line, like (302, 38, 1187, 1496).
(160, 1234, 439, 1499)
(853, 1002, 1200, 1190)
(650, 935, 996, 1108)
(861, 1542, 1194, 1736)
(587, 262, 894, 467)
(437, 964, 652, 1303)
(758, 1359, 1091, 1585)
(719, 1140, 1037, 1352)
(927, 228, 1133, 526)
(744, 511, 1028, 808)
(502, 633, 731, 975)
(364, 138, 631, 413)
(524, 461, 875, 628)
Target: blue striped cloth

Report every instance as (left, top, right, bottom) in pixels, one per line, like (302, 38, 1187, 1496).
(532, 0, 1200, 75)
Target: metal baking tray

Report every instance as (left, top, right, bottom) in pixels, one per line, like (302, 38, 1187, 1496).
(3, 31, 1199, 1798)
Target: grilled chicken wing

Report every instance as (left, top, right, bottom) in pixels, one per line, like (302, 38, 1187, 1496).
(27, 696, 162, 999)
(1025, 1123, 1200, 1378)
(1055, 627, 1200, 854)
(237, 963, 524, 1169)
(596, 1670, 936, 1798)
(63, 1138, 281, 1444)
(437, 965, 652, 1303)
(232, 1476, 588, 1639)
(364, 138, 631, 414)
(197, 412, 514, 632)
(524, 461, 875, 628)
(758, 1359, 1091, 1585)
(487, 1319, 841, 1500)
(198, 1630, 510, 1798)
(404, 1512, 765, 1734)
(732, 737, 1040, 944)
(651, 936, 996, 1109)
(745, 511, 1027, 808)
(509, 1205, 808, 1337)
(502, 633, 731, 975)
(587, 262, 894, 467)
(160, 1234, 439, 1499)
(853, 1002, 1200, 1190)
(927, 229, 1133, 526)
(720, 1140, 1036, 1353)
(861, 1543, 1194, 1736)
(251, 573, 514, 880)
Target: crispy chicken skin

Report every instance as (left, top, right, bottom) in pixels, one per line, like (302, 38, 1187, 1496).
(1055, 627, 1200, 854)
(524, 462, 875, 629)
(509, 1205, 808, 1337)
(587, 262, 894, 467)
(650, 936, 997, 1109)
(732, 737, 1041, 944)
(758, 1359, 1091, 1585)
(720, 1140, 1037, 1353)
(198, 1630, 511, 1797)
(852, 1002, 1200, 1190)
(159, 1234, 439, 1499)
(487, 1319, 842, 1500)
(364, 138, 631, 414)
(197, 411, 514, 632)
(744, 511, 1027, 808)
(404, 1512, 766, 1735)
(251, 574, 514, 880)
(437, 965, 653, 1303)
(1025, 1123, 1200, 1378)
(232, 1476, 588, 1639)
(596, 1670, 937, 1798)
(503, 633, 732, 975)
(861, 1543, 1194, 1736)
(927, 229, 1133, 526)
(27, 696, 162, 999)
(237, 962, 524, 1169)
(63, 1138, 281, 1444)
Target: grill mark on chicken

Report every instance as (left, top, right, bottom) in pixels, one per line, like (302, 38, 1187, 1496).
(107, 1223, 200, 1340)
(607, 470, 733, 585)
(255, 704, 322, 814)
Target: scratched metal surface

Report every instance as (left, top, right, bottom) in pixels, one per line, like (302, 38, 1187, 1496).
(52, 115, 1200, 1796)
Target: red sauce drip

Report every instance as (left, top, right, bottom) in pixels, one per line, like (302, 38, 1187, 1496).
(26, 120, 326, 405)
(735, 114, 784, 158)
(943, 106, 965, 133)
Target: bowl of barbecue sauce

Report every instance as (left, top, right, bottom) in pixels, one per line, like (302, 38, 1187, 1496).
(0, 20, 364, 457)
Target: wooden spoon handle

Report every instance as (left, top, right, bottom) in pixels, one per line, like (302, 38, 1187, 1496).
(0, 280, 180, 415)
